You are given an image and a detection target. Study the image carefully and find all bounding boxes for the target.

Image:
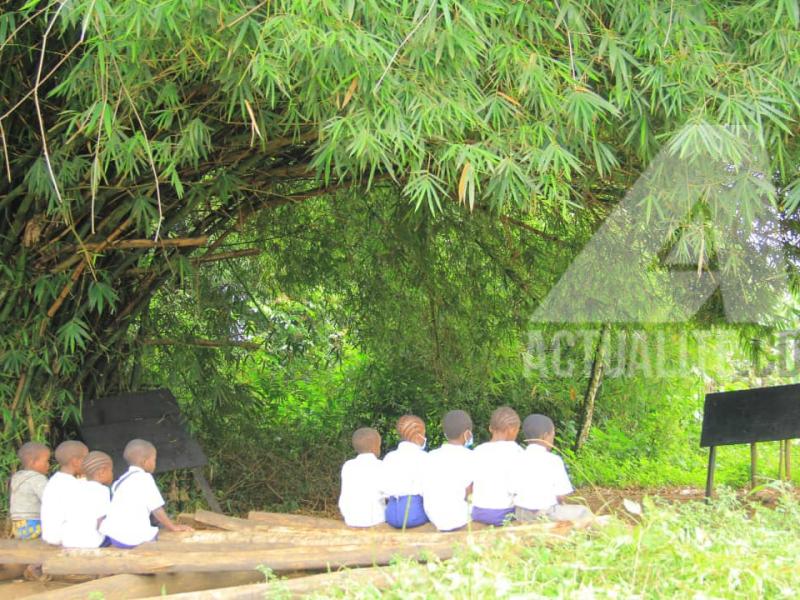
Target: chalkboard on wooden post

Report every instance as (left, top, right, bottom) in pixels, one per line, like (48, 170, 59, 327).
(78, 388, 222, 512)
(700, 383, 800, 498)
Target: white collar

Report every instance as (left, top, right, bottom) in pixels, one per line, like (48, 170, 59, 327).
(525, 443, 549, 453)
(355, 453, 378, 461)
(398, 441, 423, 451)
(127, 465, 145, 473)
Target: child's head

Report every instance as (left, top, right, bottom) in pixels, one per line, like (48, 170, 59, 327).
(397, 415, 426, 448)
(489, 406, 520, 442)
(123, 439, 157, 473)
(522, 414, 555, 448)
(54, 440, 89, 476)
(82, 451, 114, 485)
(442, 410, 473, 446)
(18, 442, 50, 475)
(352, 427, 381, 457)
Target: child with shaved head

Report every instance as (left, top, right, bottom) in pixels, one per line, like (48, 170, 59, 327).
(338, 427, 385, 527)
(100, 439, 191, 548)
(10, 442, 50, 539)
(513, 414, 592, 523)
(422, 410, 475, 531)
(471, 406, 523, 526)
(41, 440, 88, 545)
(381, 415, 430, 528)
(62, 451, 114, 548)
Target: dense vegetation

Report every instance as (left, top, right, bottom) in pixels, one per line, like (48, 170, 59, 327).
(2, 0, 800, 512)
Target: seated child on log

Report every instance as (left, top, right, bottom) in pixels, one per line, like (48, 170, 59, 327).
(62, 451, 114, 548)
(338, 427, 386, 527)
(422, 410, 475, 532)
(513, 414, 592, 523)
(381, 415, 429, 528)
(9, 442, 51, 540)
(100, 439, 191, 548)
(471, 406, 523, 526)
(42, 440, 88, 545)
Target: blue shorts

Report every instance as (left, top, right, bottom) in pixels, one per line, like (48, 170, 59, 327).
(471, 506, 515, 527)
(12, 519, 41, 540)
(386, 495, 428, 529)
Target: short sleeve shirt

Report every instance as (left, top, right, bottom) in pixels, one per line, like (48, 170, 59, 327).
(41, 472, 80, 545)
(422, 444, 473, 531)
(61, 480, 111, 548)
(470, 441, 524, 510)
(381, 442, 429, 497)
(338, 453, 386, 527)
(512, 444, 574, 511)
(99, 466, 164, 546)
(9, 470, 48, 521)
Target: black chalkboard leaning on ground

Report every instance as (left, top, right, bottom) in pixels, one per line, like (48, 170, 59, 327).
(78, 388, 222, 512)
(700, 383, 800, 498)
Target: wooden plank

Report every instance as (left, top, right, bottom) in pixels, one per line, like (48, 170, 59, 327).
(246, 511, 347, 529)
(136, 566, 395, 599)
(22, 572, 263, 600)
(42, 543, 455, 576)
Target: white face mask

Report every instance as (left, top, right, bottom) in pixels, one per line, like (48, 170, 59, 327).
(419, 436, 427, 450)
(464, 432, 474, 448)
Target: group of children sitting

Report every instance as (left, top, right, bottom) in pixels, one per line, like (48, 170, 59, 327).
(339, 407, 592, 530)
(9, 438, 190, 547)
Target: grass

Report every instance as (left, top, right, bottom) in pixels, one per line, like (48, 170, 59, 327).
(311, 486, 800, 599)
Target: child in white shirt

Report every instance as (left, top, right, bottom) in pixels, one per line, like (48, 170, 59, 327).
(62, 451, 114, 548)
(9, 442, 50, 540)
(513, 414, 592, 523)
(338, 427, 385, 527)
(382, 415, 429, 528)
(422, 410, 474, 532)
(41, 441, 88, 545)
(100, 439, 191, 548)
(471, 406, 523, 526)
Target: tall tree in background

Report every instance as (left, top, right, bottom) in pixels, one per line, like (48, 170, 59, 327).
(1, 0, 800, 447)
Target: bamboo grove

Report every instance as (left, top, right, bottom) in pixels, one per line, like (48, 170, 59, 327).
(2, 0, 800, 460)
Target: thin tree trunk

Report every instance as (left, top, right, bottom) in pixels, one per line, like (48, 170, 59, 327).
(574, 324, 611, 452)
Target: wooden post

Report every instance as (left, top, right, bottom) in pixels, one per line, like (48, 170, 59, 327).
(779, 440, 785, 480)
(192, 467, 223, 513)
(705, 446, 716, 500)
(750, 443, 757, 489)
(785, 439, 792, 481)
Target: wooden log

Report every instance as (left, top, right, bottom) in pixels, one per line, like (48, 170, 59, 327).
(23, 572, 263, 600)
(42, 542, 455, 576)
(0, 539, 61, 564)
(136, 566, 396, 599)
(245, 511, 347, 529)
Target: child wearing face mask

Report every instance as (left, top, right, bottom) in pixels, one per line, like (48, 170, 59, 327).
(381, 415, 429, 529)
(422, 410, 475, 532)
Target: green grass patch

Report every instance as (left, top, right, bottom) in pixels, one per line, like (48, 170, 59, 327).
(316, 488, 800, 599)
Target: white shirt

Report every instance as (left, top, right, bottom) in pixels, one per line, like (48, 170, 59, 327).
(471, 441, 524, 510)
(422, 444, 473, 531)
(62, 480, 111, 548)
(513, 444, 574, 511)
(338, 453, 386, 527)
(100, 466, 164, 546)
(381, 441, 428, 497)
(41, 472, 80, 545)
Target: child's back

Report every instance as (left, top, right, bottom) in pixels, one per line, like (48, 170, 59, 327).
(41, 441, 88, 545)
(62, 452, 113, 548)
(10, 442, 50, 540)
(338, 428, 385, 528)
(422, 410, 475, 532)
(470, 407, 523, 526)
(381, 415, 429, 528)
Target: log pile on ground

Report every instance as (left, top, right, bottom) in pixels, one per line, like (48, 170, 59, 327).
(1, 511, 575, 599)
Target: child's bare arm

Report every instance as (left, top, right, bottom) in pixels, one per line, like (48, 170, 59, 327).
(151, 507, 193, 532)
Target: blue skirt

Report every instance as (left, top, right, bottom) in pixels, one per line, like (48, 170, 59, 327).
(471, 506, 515, 527)
(386, 495, 428, 529)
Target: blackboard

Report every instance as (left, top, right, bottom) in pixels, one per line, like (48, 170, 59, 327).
(700, 383, 800, 447)
(79, 389, 207, 479)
